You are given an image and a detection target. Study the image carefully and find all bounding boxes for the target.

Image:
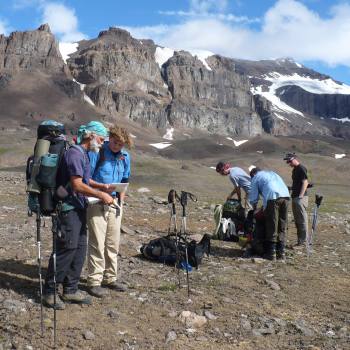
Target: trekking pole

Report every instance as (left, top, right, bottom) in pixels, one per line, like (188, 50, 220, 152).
(306, 194, 323, 258)
(51, 213, 58, 349)
(167, 190, 181, 286)
(180, 191, 197, 298)
(180, 192, 190, 297)
(35, 204, 44, 337)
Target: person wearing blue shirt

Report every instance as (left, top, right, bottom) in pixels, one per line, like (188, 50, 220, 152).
(249, 167, 290, 261)
(86, 125, 133, 298)
(216, 161, 252, 210)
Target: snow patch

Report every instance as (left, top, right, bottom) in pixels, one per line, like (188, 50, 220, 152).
(331, 117, 350, 123)
(155, 47, 174, 68)
(307, 122, 313, 125)
(59, 42, 78, 63)
(150, 142, 172, 149)
(163, 127, 174, 140)
(251, 85, 304, 117)
(226, 137, 233, 141)
(73, 78, 85, 91)
(264, 72, 350, 95)
(256, 150, 263, 154)
(210, 166, 216, 170)
(335, 154, 346, 159)
(233, 139, 248, 147)
(83, 94, 95, 106)
(189, 49, 213, 71)
(130, 133, 137, 138)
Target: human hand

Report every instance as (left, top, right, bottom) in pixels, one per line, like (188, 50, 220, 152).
(99, 192, 114, 205)
(103, 184, 115, 194)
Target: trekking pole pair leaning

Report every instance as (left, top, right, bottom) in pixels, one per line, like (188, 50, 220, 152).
(167, 189, 197, 297)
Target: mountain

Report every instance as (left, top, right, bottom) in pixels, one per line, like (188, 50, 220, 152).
(0, 24, 104, 131)
(0, 24, 349, 139)
(233, 57, 350, 138)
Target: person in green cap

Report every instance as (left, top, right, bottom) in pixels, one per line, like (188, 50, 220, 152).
(43, 121, 114, 310)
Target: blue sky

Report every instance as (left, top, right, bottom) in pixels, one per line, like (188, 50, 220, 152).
(1, 0, 350, 84)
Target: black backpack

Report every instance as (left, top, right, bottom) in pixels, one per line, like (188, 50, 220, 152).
(140, 234, 211, 268)
(26, 120, 69, 216)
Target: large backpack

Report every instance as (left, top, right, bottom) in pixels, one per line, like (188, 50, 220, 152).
(140, 234, 211, 268)
(26, 120, 69, 216)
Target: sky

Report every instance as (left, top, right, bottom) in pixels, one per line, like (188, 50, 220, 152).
(1, 0, 350, 84)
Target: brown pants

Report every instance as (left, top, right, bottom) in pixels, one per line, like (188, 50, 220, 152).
(264, 197, 289, 243)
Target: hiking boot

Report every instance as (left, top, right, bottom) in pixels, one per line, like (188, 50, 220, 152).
(87, 286, 109, 298)
(104, 281, 128, 292)
(43, 294, 65, 310)
(263, 242, 276, 261)
(61, 290, 92, 305)
(276, 242, 286, 262)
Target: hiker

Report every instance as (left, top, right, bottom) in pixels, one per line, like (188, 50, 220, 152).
(216, 161, 251, 209)
(249, 167, 290, 261)
(43, 121, 113, 309)
(284, 153, 309, 246)
(86, 125, 132, 298)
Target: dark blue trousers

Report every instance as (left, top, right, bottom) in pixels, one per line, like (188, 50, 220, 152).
(44, 209, 87, 295)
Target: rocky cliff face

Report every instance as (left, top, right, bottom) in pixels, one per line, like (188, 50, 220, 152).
(0, 25, 97, 128)
(0, 24, 65, 75)
(276, 85, 350, 119)
(0, 24, 349, 138)
(67, 28, 262, 137)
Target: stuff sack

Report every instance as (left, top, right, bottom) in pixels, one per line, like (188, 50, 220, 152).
(222, 199, 245, 221)
(244, 209, 266, 256)
(26, 120, 68, 216)
(140, 234, 211, 268)
(213, 199, 245, 241)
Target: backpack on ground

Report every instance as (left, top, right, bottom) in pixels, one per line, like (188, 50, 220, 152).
(26, 120, 68, 216)
(213, 199, 246, 241)
(140, 234, 211, 268)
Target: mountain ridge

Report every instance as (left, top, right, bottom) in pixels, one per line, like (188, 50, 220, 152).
(0, 24, 349, 139)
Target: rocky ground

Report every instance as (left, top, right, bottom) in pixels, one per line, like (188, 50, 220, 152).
(0, 171, 349, 350)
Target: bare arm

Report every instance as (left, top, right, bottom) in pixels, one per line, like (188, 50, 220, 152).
(299, 179, 309, 198)
(89, 178, 107, 191)
(71, 176, 113, 204)
(227, 185, 241, 201)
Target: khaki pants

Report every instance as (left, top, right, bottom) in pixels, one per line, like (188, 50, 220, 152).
(292, 196, 308, 244)
(87, 203, 123, 287)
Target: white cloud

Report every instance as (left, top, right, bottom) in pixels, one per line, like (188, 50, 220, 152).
(124, 0, 350, 68)
(190, 0, 228, 13)
(0, 19, 11, 35)
(12, 0, 44, 9)
(159, 0, 258, 24)
(41, 2, 86, 42)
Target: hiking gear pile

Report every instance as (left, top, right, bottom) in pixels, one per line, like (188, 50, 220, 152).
(140, 189, 210, 297)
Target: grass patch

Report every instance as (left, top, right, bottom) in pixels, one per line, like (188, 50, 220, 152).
(157, 283, 177, 292)
(0, 147, 8, 155)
